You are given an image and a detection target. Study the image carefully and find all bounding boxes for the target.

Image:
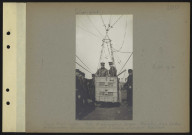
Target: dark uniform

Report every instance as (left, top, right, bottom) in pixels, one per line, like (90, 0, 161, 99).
(90, 74, 95, 103)
(76, 69, 83, 119)
(125, 69, 133, 106)
(109, 66, 117, 76)
(96, 68, 108, 77)
(81, 73, 88, 107)
(108, 62, 117, 77)
(96, 62, 108, 77)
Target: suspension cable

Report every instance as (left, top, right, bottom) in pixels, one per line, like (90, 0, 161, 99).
(76, 62, 92, 74)
(114, 16, 127, 52)
(100, 15, 106, 30)
(87, 15, 103, 37)
(113, 47, 132, 53)
(109, 15, 112, 26)
(77, 24, 101, 39)
(76, 55, 93, 73)
(111, 15, 123, 28)
(119, 52, 133, 74)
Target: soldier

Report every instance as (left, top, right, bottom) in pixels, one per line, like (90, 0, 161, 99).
(76, 69, 83, 119)
(90, 74, 95, 103)
(80, 72, 88, 107)
(96, 62, 108, 77)
(125, 69, 133, 106)
(108, 62, 117, 77)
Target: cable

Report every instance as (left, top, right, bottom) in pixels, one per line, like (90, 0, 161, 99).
(113, 47, 132, 53)
(100, 15, 106, 30)
(114, 52, 122, 65)
(119, 52, 133, 74)
(105, 15, 123, 33)
(97, 43, 104, 69)
(76, 55, 93, 73)
(114, 16, 127, 52)
(114, 53, 121, 66)
(76, 62, 92, 74)
(77, 24, 101, 39)
(123, 71, 126, 78)
(114, 51, 132, 53)
(107, 43, 111, 57)
(111, 15, 123, 28)
(87, 15, 103, 37)
(109, 15, 112, 26)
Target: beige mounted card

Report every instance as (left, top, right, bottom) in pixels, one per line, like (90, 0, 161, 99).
(3, 3, 26, 132)
(3, 2, 190, 133)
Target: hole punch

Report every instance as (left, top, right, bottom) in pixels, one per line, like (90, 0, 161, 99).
(7, 31, 11, 35)
(6, 88, 9, 92)
(6, 101, 10, 105)
(7, 45, 10, 49)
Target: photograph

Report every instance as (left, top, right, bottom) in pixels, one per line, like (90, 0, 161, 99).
(76, 15, 133, 120)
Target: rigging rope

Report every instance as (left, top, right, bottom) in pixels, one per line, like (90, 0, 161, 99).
(97, 43, 104, 69)
(77, 24, 101, 39)
(107, 43, 111, 58)
(114, 16, 127, 52)
(123, 71, 126, 80)
(100, 15, 106, 30)
(109, 15, 112, 26)
(76, 55, 93, 73)
(76, 62, 92, 74)
(119, 52, 133, 74)
(112, 47, 132, 53)
(103, 49, 108, 59)
(87, 15, 103, 37)
(111, 15, 123, 28)
(114, 52, 122, 65)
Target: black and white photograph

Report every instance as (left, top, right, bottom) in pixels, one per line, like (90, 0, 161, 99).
(76, 15, 133, 120)
(2, 2, 190, 132)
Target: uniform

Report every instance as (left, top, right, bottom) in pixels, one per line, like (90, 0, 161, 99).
(76, 69, 83, 119)
(109, 66, 117, 76)
(90, 78, 95, 102)
(108, 62, 117, 77)
(96, 68, 108, 77)
(125, 69, 133, 106)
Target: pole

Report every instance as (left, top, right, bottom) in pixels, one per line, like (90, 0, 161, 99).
(117, 69, 126, 77)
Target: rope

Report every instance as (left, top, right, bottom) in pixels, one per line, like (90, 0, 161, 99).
(76, 62, 92, 74)
(100, 15, 106, 30)
(76, 55, 93, 73)
(123, 71, 126, 78)
(77, 24, 101, 39)
(109, 15, 112, 26)
(107, 43, 111, 57)
(113, 47, 132, 53)
(114, 51, 132, 53)
(114, 52, 122, 65)
(111, 15, 123, 28)
(97, 43, 104, 69)
(119, 52, 133, 74)
(114, 16, 127, 52)
(87, 15, 103, 37)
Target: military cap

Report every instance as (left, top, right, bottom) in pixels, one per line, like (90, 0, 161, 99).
(100, 62, 105, 65)
(109, 62, 113, 65)
(128, 69, 133, 73)
(76, 69, 80, 73)
(79, 70, 82, 75)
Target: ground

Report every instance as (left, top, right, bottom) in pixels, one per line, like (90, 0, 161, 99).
(78, 89, 132, 120)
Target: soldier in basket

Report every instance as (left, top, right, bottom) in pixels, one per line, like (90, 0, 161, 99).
(108, 62, 117, 77)
(96, 62, 108, 77)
